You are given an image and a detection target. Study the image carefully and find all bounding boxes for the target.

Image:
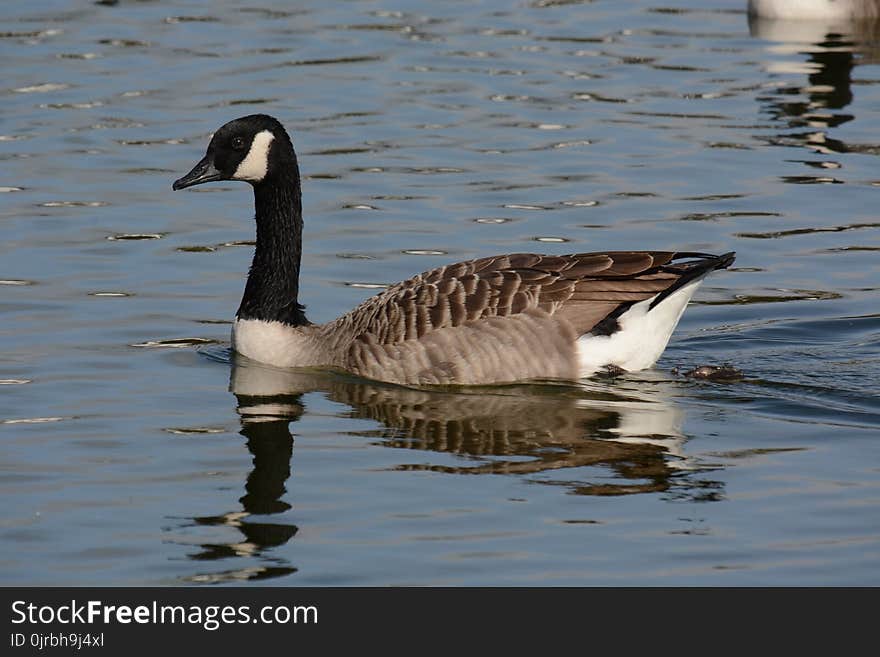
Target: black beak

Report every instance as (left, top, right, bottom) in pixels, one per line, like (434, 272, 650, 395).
(172, 155, 223, 191)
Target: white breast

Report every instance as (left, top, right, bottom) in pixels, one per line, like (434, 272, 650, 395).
(232, 318, 319, 368)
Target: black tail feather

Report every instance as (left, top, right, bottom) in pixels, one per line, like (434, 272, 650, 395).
(648, 251, 735, 310)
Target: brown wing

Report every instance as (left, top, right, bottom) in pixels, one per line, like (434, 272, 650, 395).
(320, 251, 733, 385)
(334, 251, 731, 339)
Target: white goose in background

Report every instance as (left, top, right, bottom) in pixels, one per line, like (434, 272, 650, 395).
(748, 0, 880, 19)
(173, 115, 734, 386)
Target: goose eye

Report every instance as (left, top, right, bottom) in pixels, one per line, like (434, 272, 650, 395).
(231, 136, 245, 150)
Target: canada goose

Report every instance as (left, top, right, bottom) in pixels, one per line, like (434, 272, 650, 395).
(173, 115, 734, 386)
(748, 0, 880, 19)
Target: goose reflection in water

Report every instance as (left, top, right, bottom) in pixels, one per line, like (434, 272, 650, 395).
(181, 430, 299, 583)
(749, 9, 880, 163)
(176, 356, 725, 582)
(180, 397, 301, 583)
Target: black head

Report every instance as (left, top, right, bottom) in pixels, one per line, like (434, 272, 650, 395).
(172, 114, 297, 191)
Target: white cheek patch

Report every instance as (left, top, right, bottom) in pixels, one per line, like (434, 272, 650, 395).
(233, 130, 275, 182)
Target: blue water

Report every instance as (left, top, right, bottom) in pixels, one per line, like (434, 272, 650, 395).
(1, 0, 878, 585)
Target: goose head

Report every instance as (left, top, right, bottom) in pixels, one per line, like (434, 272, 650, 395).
(172, 114, 297, 190)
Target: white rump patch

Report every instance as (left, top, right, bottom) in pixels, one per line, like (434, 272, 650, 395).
(576, 280, 703, 377)
(233, 130, 275, 182)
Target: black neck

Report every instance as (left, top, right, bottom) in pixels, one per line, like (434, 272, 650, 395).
(236, 168, 309, 326)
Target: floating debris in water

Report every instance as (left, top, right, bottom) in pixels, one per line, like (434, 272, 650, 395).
(675, 364, 744, 382)
(89, 291, 132, 297)
(595, 364, 627, 379)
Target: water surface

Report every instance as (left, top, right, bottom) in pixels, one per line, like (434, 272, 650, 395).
(1, 0, 878, 585)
